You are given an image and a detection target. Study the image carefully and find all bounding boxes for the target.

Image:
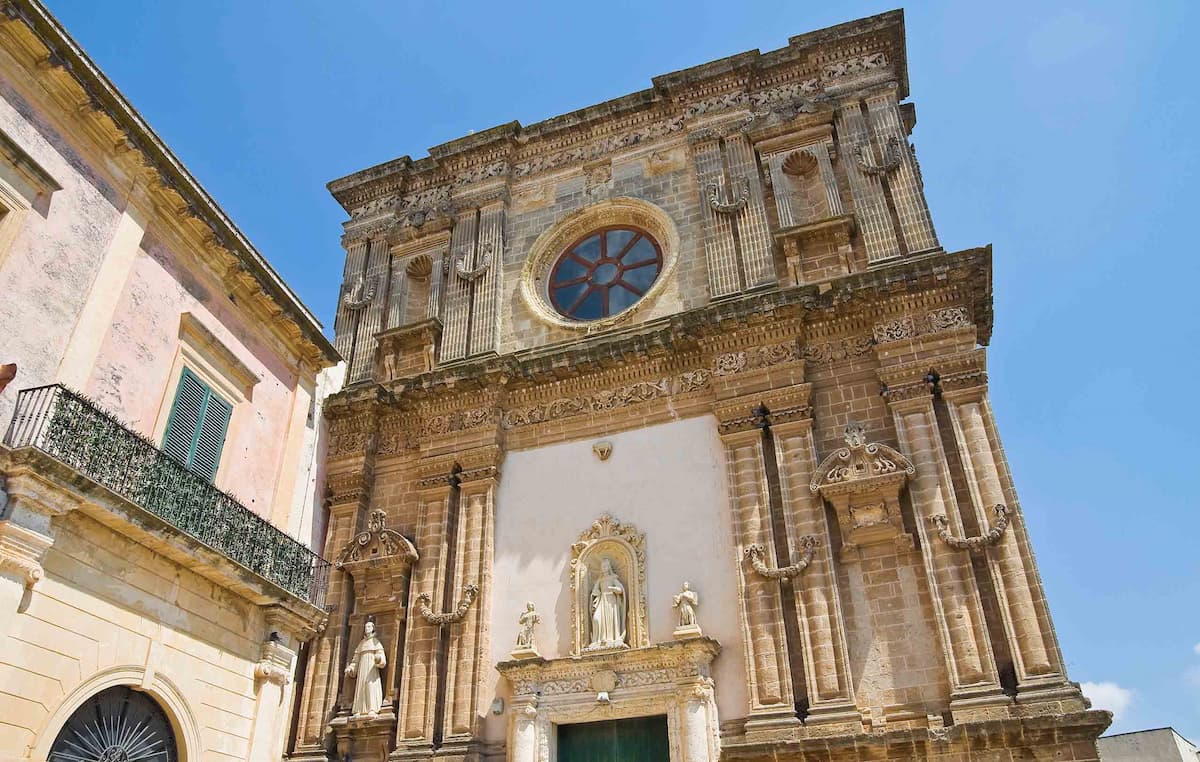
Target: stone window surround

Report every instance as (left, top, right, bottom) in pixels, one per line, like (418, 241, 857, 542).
(519, 197, 680, 332)
(150, 313, 259, 486)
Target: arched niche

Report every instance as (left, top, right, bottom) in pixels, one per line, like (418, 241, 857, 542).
(569, 514, 649, 655)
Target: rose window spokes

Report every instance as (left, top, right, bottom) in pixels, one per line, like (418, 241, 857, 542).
(50, 686, 177, 762)
(548, 226, 663, 321)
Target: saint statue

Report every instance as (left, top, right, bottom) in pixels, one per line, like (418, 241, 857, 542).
(589, 558, 627, 648)
(673, 581, 699, 629)
(515, 602, 540, 650)
(345, 620, 386, 716)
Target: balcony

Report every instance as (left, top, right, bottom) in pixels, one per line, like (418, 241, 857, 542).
(2, 384, 329, 607)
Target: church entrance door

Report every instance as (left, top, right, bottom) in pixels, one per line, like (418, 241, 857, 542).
(556, 715, 669, 762)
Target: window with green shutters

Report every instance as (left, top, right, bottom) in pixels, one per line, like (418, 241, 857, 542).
(161, 368, 232, 483)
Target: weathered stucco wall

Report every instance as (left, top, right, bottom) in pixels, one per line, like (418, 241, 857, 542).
(485, 415, 747, 740)
(0, 510, 287, 762)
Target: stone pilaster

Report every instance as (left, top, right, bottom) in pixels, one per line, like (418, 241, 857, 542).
(771, 411, 858, 724)
(941, 363, 1067, 693)
(724, 131, 775, 289)
(440, 447, 500, 752)
(713, 414, 796, 730)
(466, 202, 504, 357)
(864, 86, 938, 254)
(333, 235, 370, 364)
(349, 235, 393, 384)
(692, 134, 741, 298)
(394, 459, 456, 756)
(834, 100, 902, 262)
(880, 376, 1004, 709)
(440, 210, 478, 363)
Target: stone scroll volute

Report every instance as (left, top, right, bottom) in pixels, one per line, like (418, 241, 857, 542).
(569, 514, 649, 655)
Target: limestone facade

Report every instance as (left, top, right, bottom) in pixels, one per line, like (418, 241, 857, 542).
(303, 9, 1109, 762)
(0, 1, 338, 760)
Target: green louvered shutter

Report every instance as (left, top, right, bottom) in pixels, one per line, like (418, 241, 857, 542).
(161, 368, 232, 483)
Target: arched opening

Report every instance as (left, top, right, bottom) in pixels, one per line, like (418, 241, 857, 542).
(49, 685, 178, 762)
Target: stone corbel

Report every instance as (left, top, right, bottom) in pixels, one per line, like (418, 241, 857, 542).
(416, 583, 479, 625)
(743, 536, 817, 580)
(0, 520, 50, 589)
(253, 636, 294, 686)
(853, 136, 904, 177)
(706, 176, 750, 215)
(931, 504, 1010, 552)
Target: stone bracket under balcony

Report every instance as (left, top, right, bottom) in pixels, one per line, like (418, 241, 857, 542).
(0, 446, 325, 629)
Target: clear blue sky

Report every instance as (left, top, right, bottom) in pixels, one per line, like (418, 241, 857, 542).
(45, 0, 1198, 740)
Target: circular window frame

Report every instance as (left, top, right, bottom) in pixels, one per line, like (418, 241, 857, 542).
(520, 197, 680, 331)
(547, 225, 664, 321)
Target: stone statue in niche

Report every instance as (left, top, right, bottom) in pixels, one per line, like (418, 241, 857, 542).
(673, 581, 702, 639)
(345, 620, 386, 716)
(588, 558, 627, 649)
(511, 602, 541, 659)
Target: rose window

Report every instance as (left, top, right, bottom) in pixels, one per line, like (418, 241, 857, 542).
(548, 226, 663, 321)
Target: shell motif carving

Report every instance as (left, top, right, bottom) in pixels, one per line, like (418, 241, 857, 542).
(706, 176, 751, 215)
(781, 150, 818, 177)
(405, 253, 433, 281)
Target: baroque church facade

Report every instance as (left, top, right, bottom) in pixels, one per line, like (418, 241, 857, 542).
(296, 9, 1109, 762)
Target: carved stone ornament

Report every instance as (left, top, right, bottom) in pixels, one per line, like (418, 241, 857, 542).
(569, 515, 649, 655)
(592, 441, 613, 461)
(853, 136, 904, 177)
(810, 422, 915, 552)
(453, 242, 493, 282)
(336, 508, 419, 574)
(932, 504, 1010, 552)
(497, 638, 722, 762)
(417, 583, 479, 626)
(341, 273, 379, 311)
(781, 149, 818, 177)
(253, 637, 293, 687)
(744, 536, 817, 580)
(706, 176, 750, 215)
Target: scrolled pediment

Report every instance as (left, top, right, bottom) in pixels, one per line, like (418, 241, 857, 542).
(337, 509, 418, 573)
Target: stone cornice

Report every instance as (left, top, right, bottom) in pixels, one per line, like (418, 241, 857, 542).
(0, 0, 338, 367)
(328, 11, 907, 218)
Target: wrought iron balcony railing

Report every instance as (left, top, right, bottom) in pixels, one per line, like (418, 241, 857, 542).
(3, 384, 330, 606)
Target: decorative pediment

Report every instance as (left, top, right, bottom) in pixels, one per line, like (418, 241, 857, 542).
(337, 509, 419, 573)
(809, 422, 914, 497)
(810, 422, 915, 552)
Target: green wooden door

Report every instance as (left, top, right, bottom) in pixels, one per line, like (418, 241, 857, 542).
(556, 715, 669, 762)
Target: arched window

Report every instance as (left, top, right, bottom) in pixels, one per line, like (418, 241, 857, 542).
(548, 226, 663, 321)
(50, 685, 178, 762)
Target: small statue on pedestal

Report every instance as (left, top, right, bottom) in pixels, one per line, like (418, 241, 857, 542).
(673, 581, 702, 639)
(345, 620, 386, 716)
(512, 602, 541, 659)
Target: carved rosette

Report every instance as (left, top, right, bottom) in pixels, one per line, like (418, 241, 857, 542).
(810, 422, 915, 553)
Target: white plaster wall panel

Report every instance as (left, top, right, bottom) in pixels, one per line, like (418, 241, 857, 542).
(486, 415, 747, 741)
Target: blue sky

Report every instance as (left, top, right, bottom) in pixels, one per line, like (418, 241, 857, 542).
(45, 0, 1198, 740)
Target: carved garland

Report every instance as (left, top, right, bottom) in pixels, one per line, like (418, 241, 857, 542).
(341, 274, 379, 310)
(706, 176, 751, 215)
(454, 242, 493, 282)
(931, 505, 1010, 552)
(853, 136, 904, 177)
(416, 583, 480, 625)
(744, 536, 817, 580)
